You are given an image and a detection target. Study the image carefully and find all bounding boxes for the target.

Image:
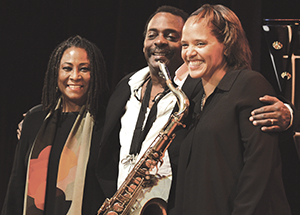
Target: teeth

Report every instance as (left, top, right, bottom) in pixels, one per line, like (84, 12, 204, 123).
(189, 61, 203, 66)
(68, 85, 81, 89)
(153, 52, 166, 56)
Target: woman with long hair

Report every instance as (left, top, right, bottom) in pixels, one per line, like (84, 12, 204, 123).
(2, 35, 109, 215)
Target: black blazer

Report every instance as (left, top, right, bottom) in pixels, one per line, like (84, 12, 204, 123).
(174, 69, 291, 214)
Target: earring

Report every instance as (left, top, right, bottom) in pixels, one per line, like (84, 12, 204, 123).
(56, 86, 58, 92)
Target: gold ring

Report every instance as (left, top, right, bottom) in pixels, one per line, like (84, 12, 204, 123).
(271, 119, 274, 125)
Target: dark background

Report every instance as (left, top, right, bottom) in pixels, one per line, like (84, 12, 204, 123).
(1, 0, 299, 211)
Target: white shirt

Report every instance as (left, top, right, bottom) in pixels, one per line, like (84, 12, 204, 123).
(118, 67, 184, 206)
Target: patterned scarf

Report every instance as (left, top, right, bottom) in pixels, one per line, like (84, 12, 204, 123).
(23, 98, 94, 215)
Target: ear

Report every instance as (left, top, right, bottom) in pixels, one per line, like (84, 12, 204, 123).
(223, 47, 228, 57)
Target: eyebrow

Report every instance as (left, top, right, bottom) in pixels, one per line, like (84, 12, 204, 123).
(61, 62, 90, 66)
(147, 28, 180, 33)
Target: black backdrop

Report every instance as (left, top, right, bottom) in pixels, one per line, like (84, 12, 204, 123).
(1, 0, 299, 210)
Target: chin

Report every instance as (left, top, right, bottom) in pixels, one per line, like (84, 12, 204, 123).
(188, 71, 200, 79)
(190, 74, 199, 79)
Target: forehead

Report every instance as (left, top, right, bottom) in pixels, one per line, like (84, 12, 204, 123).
(182, 17, 212, 37)
(146, 12, 184, 33)
(184, 16, 209, 30)
(61, 47, 89, 63)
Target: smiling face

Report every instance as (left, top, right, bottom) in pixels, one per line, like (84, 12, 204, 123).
(58, 47, 91, 112)
(143, 12, 184, 76)
(181, 17, 227, 84)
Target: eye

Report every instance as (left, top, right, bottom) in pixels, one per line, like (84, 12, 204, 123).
(146, 31, 157, 40)
(166, 33, 179, 42)
(181, 42, 188, 49)
(62, 66, 72, 72)
(197, 41, 206, 46)
(166, 35, 176, 41)
(80, 67, 90, 72)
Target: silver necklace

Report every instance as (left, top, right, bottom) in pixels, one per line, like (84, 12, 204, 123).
(200, 93, 206, 111)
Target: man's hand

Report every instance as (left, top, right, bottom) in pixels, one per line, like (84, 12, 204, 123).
(249, 95, 291, 132)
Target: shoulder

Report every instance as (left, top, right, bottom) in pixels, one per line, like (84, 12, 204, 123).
(237, 69, 267, 80)
(110, 67, 149, 100)
(230, 69, 274, 93)
(227, 69, 276, 105)
(232, 69, 269, 84)
(27, 104, 43, 114)
(118, 72, 135, 85)
(105, 71, 138, 118)
(25, 104, 46, 118)
(109, 72, 136, 98)
(22, 105, 48, 129)
(114, 71, 138, 90)
(109, 73, 133, 102)
(19, 105, 48, 143)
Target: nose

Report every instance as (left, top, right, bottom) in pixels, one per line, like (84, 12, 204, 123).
(70, 68, 81, 80)
(184, 46, 197, 58)
(154, 34, 168, 47)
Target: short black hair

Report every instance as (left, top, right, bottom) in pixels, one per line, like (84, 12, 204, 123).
(143, 5, 188, 36)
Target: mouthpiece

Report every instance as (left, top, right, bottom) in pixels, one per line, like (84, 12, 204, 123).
(158, 61, 171, 81)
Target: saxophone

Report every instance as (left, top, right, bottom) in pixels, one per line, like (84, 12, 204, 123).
(97, 62, 189, 215)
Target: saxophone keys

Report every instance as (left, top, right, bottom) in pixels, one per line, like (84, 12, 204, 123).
(145, 159, 157, 169)
(111, 202, 124, 213)
(152, 152, 160, 159)
(132, 177, 142, 185)
(127, 184, 137, 193)
(145, 173, 151, 180)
